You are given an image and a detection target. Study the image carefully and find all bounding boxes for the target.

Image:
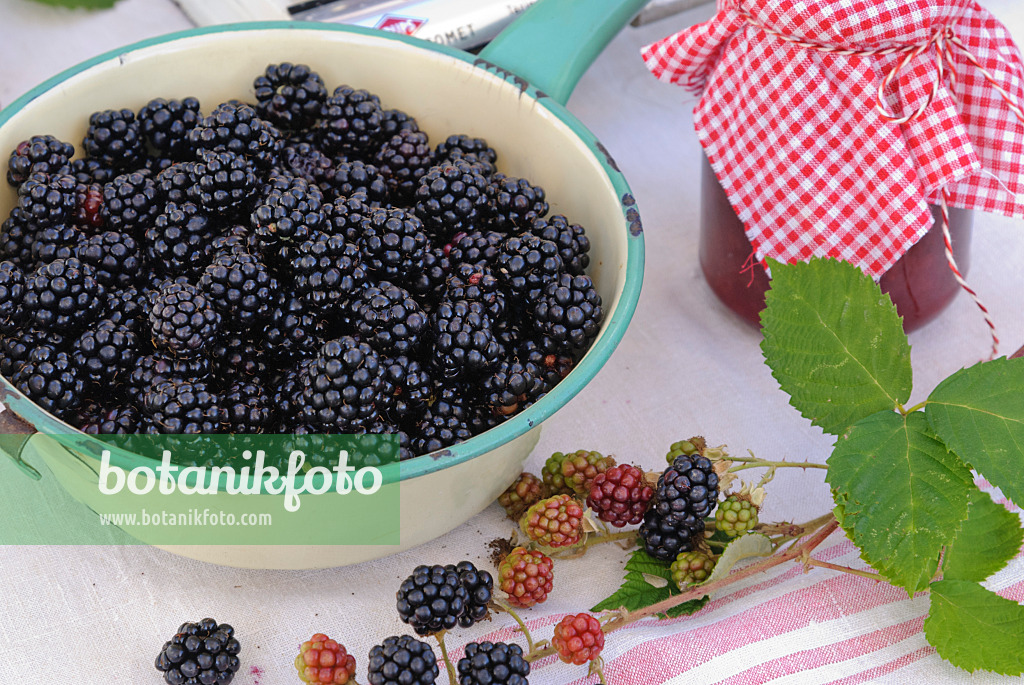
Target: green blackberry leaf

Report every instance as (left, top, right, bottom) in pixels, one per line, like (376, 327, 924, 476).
(926, 356, 1024, 510)
(826, 411, 974, 593)
(942, 488, 1024, 583)
(924, 580, 1024, 675)
(760, 258, 912, 437)
(592, 548, 708, 618)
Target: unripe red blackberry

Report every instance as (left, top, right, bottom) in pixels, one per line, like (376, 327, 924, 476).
(519, 493, 584, 548)
(586, 464, 655, 527)
(295, 633, 356, 684)
(497, 472, 548, 520)
(552, 613, 604, 666)
(497, 546, 553, 608)
(559, 449, 616, 497)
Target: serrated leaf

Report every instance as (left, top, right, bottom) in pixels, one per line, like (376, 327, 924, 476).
(704, 533, 774, 584)
(826, 411, 973, 592)
(926, 356, 1024, 510)
(943, 488, 1024, 582)
(924, 580, 1024, 675)
(592, 547, 708, 618)
(760, 258, 912, 436)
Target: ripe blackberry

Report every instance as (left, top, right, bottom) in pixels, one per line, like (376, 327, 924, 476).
(30, 225, 85, 266)
(482, 355, 545, 417)
(431, 298, 503, 379)
(552, 613, 604, 666)
(74, 181, 105, 231)
(67, 156, 115, 185)
(487, 174, 548, 232)
(324, 192, 373, 244)
(379, 354, 432, 423)
(639, 454, 720, 561)
(211, 333, 267, 380)
(518, 336, 574, 391)
(670, 550, 716, 589)
(189, 149, 258, 215)
(530, 214, 590, 275)
(349, 281, 427, 356)
(374, 129, 435, 201)
(126, 353, 212, 403)
(278, 142, 334, 191)
(17, 172, 77, 229)
(396, 563, 469, 635)
(445, 262, 505, 320)
(497, 546, 553, 608)
(198, 250, 277, 328)
(101, 170, 160, 233)
(406, 244, 450, 306)
(295, 634, 357, 685)
(250, 174, 327, 257)
(72, 319, 138, 386)
(494, 233, 564, 302)
(298, 336, 384, 430)
(6, 135, 75, 186)
(142, 379, 226, 434)
(377, 107, 419, 140)
(148, 279, 222, 357)
(0, 208, 35, 267)
(435, 134, 497, 172)
(558, 449, 615, 498)
(358, 206, 429, 285)
(154, 618, 241, 685)
(272, 358, 313, 428)
(409, 386, 474, 455)
(457, 642, 530, 685)
(138, 97, 201, 159)
(532, 273, 603, 350)
(155, 162, 198, 205)
(324, 160, 388, 205)
(22, 257, 105, 334)
(451, 560, 493, 628)
(77, 230, 140, 288)
(105, 285, 146, 332)
(223, 379, 274, 433)
(366, 635, 438, 685)
(715, 494, 760, 537)
(144, 201, 215, 277)
(413, 159, 490, 240)
(586, 464, 654, 527)
(446, 229, 504, 268)
(498, 472, 547, 520)
(263, 293, 325, 366)
(78, 403, 150, 435)
(519, 493, 584, 548)
(318, 85, 383, 156)
(0, 327, 63, 377)
(188, 100, 283, 169)
(209, 224, 255, 257)
(0, 260, 25, 333)
(82, 108, 145, 170)
(253, 62, 327, 130)
(11, 345, 84, 415)
(290, 231, 366, 312)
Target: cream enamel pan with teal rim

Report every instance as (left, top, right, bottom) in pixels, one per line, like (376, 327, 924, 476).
(0, 0, 646, 568)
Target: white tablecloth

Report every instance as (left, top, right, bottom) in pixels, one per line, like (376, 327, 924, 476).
(1, 1, 1023, 683)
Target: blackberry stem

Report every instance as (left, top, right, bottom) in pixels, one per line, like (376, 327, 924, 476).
(433, 631, 457, 685)
(491, 600, 536, 653)
(803, 557, 885, 581)
(589, 657, 608, 684)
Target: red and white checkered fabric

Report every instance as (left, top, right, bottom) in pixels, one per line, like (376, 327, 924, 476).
(642, 0, 1024, 279)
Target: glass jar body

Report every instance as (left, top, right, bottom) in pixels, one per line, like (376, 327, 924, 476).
(698, 156, 973, 331)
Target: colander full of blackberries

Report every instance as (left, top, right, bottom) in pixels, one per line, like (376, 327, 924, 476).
(0, 0, 645, 568)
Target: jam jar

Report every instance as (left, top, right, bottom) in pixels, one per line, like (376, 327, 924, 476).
(698, 156, 974, 332)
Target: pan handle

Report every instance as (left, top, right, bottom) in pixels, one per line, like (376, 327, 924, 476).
(0, 398, 42, 480)
(476, 0, 652, 105)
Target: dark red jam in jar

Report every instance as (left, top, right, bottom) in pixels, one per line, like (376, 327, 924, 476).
(698, 157, 973, 332)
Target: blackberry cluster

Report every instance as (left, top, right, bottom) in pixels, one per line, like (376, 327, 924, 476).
(457, 642, 531, 685)
(395, 561, 491, 635)
(367, 635, 438, 685)
(639, 454, 721, 561)
(154, 618, 240, 685)
(0, 62, 605, 461)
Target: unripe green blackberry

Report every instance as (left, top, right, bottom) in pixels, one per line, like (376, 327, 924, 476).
(715, 494, 759, 537)
(666, 436, 706, 465)
(541, 450, 575, 496)
(670, 550, 716, 589)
